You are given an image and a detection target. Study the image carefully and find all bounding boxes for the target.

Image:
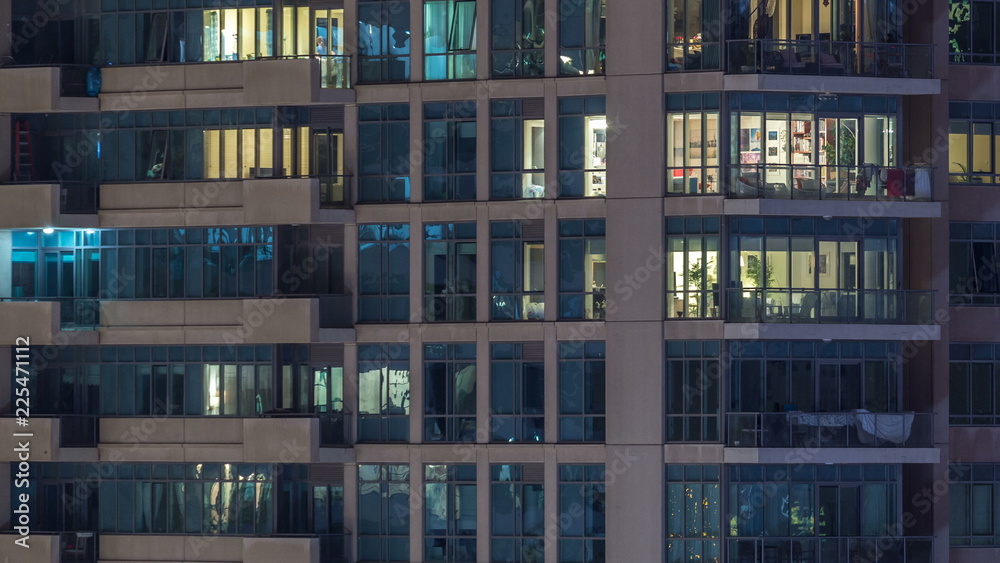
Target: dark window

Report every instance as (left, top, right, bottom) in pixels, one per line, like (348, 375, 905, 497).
(424, 102, 477, 201)
(424, 343, 477, 442)
(950, 343, 1000, 425)
(490, 343, 544, 442)
(558, 464, 606, 563)
(491, 464, 545, 561)
(950, 221, 1000, 304)
(358, 224, 411, 322)
(424, 223, 478, 322)
(358, 464, 411, 561)
(558, 219, 606, 320)
(665, 341, 721, 442)
(358, 104, 411, 202)
(558, 0, 605, 75)
(424, 464, 477, 561)
(558, 341, 605, 442)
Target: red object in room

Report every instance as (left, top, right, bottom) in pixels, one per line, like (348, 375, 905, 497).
(885, 168, 904, 197)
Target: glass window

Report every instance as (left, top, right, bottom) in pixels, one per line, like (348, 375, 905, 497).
(666, 465, 721, 561)
(359, 464, 411, 561)
(728, 218, 903, 322)
(424, 102, 477, 201)
(558, 464, 606, 562)
(425, 0, 477, 80)
(358, 344, 411, 442)
(666, 0, 721, 71)
(665, 341, 721, 442)
(950, 343, 1000, 425)
(359, 224, 411, 322)
(424, 223, 478, 322)
(424, 343, 477, 442)
(358, 104, 411, 202)
(949, 102, 1000, 184)
(491, 100, 546, 199)
(728, 94, 904, 201)
(728, 464, 898, 554)
(358, 0, 412, 82)
(491, 343, 544, 442)
(950, 221, 1000, 304)
(666, 217, 721, 318)
(559, 97, 607, 197)
(558, 341, 605, 442)
(666, 94, 721, 194)
(491, 0, 545, 77)
(32, 462, 292, 536)
(425, 465, 477, 562)
(558, 219, 606, 319)
(491, 464, 544, 561)
(558, 0, 605, 75)
(491, 221, 545, 320)
(950, 0, 1000, 64)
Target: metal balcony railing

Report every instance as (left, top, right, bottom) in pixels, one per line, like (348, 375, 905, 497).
(728, 165, 933, 201)
(60, 532, 98, 563)
(727, 411, 934, 448)
(726, 39, 933, 78)
(726, 288, 935, 324)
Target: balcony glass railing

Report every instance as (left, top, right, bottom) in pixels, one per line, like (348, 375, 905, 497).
(727, 537, 933, 563)
(2, 295, 353, 330)
(729, 165, 933, 201)
(60, 415, 99, 447)
(726, 40, 933, 78)
(727, 411, 934, 448)
(726, 288, 934, 324)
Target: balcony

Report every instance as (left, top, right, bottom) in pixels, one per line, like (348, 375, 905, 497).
(726, 288, 935, 324)
(728, 165, 933, 202)
(318, 175, 353, 209)
(0, 65, 99, 112)
(727, 411, 934, 448)
(727, 537, 933, 562)
(0, 182, 99, 229)
(244, 56, 353, 106)
(726, 39, 933, 79)
(255, 55, 351, 88)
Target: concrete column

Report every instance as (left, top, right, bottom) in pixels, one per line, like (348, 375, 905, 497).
(410, 90, 425, 203)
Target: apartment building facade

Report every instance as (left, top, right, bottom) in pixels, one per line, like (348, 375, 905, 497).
(0, 0, 994, 561)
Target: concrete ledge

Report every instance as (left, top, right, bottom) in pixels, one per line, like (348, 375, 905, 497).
(951, 427, 1000, 462)
(0, 67, 99, 113)
(244, 537, 319, 563)
(0, 532, 57, 563)
(664, 443, 725, 463)
(724, 73, 941, 95)
(724, 198, 941, 218)
(950, 548, 1000, 563)
(0, 417, 57, 461)
(724, 322, 940, 341)
(724, 447, 940, 464)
